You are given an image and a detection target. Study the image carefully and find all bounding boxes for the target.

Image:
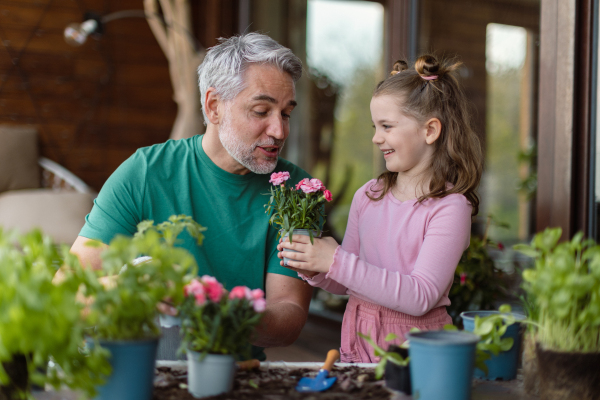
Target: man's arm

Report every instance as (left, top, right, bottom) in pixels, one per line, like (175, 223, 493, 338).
(70, 235, 107, 270)
(252, 272, 313, 348)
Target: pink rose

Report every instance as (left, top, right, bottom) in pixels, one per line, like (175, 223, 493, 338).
(323, 190, 332, 202)
(269, 171, 290, 186)
(297, 178, 325, 194)
(460, 272, 467, 286)
(251, 288, 265, 300)
(229, 286, 252, 300)
(201, 275, 224, 302)
(252, 298, 266, 313)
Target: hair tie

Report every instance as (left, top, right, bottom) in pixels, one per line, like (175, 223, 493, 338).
(421, 75, 438, 81)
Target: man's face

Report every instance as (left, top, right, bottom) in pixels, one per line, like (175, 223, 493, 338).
(218, 64, 297, 174)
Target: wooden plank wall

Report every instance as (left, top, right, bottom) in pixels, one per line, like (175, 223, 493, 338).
(418, 0, 540, 154)
(0, 0, 238, 191)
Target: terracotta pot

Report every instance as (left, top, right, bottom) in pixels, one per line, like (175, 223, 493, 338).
(536, 343, 600, 400)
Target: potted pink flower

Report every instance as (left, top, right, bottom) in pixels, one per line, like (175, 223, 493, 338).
(265, 171, 332, 265)
(179, 276, 265, 398)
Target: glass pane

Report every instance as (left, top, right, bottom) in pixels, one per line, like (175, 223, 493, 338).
(306, 0, 385, 238)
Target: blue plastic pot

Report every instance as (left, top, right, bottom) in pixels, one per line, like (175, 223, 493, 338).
(94, 338, 159, 400)
(407, 330, 479, 400)
(461, 311, 525, 380)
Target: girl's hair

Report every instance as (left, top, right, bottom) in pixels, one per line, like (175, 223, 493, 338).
(368, 54, 483, 216)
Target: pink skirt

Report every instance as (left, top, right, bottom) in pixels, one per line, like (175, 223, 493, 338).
(340, 295, 452, 363)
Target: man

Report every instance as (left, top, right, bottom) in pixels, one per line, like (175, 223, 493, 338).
(70, 33, 313, 360)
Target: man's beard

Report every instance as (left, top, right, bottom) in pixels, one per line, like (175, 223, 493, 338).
(218, 112, 285, 174)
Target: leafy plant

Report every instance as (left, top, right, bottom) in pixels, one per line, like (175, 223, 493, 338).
(264, 171, 331, 243)
(179, 277, 265, 360)
(357, 332, 409, 379)
(514, 228, 600, 352)
(470, 304, 517, 375)
(0, 228, 110, 399)
(448, 215, 512, 325)
(84, 215, 204, 340)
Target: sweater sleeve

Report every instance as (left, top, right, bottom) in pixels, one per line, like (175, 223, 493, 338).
(327, 196, 472, 316)
(299, 185, 367, 294)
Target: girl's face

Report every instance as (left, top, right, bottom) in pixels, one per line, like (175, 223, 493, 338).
(370, 95, 437, 176)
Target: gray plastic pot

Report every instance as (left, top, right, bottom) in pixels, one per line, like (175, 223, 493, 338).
(186, 350, 236, 398)
(281, 229, 320, 267)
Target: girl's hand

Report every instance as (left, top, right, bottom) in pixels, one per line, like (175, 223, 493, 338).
(277, 236, 339, 274)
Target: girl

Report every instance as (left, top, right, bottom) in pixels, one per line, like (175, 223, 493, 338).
(277, 55, 483, 363)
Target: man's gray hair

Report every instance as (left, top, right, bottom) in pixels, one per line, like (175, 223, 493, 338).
(197, 33, 303, 123)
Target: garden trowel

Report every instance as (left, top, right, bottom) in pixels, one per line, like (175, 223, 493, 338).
(296, 349, 340, 392)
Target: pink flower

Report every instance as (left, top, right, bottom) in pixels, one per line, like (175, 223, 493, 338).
(201, 275, 225, 302)
(252, 298, 266, 313)
(194, 292, 207, 306)
(269, 171, 290, 186)
(251, 288, 265, 300)
(184, 279, 205, 297)
(498, 242, 505, 251)
(297, 178, 325, 194)
(460, 272, 467, 286)
(229, 286, 252, 300)
(323, 190, 332, 202)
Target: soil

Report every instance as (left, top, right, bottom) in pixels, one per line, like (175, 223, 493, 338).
(153, 365, 397, 400)
(536, 345, 600, 400)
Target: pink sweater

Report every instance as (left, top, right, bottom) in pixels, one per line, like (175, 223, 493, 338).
(305, 180, 472, 316)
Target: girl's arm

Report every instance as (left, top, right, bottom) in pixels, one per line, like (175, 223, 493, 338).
(279, 187, 365, 296)
(327, 199, 471, 316)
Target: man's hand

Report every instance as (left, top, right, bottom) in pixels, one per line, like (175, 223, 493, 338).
(277, 236, 339, 274)
(251, 273, 312, 348)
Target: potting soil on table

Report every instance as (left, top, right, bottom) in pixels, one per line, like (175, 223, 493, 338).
(153, 366, 396, 400)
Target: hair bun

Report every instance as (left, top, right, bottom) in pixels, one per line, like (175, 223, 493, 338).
(390, 60, 408, 76)
(415, 55, 440, 79)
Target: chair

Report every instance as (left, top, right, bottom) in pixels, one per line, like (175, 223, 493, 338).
(0, 125, 96, 245)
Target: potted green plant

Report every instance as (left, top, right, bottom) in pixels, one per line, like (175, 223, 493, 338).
(0, 228, 110, 400)
(83, 215, 204, 400)
(265, 172, 331, 264)
(514, 228, 600, 400)
(449, 215, 512, 325)
(179, 276, 266, 398)
(357, 332, 411, 395)
(460, 304, 525, 380)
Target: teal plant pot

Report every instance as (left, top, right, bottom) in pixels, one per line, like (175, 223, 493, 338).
(461, 311, 525, 380)
(95, 338, 159, 400)
(407, 330, 479, 400)
(187, 350, 236, 398)
(281, 229, 320, 267)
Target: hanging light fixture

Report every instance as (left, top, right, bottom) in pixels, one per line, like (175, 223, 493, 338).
(63, 11, 148, 47)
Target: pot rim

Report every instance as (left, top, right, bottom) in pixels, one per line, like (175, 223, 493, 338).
(87, 336, 161, 346)
(406, 330, 480, 345)
(460, 310, 526, 322)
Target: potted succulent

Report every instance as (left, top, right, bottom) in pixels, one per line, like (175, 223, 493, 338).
(514, 228, 600, 400)
(179, 276, 266, 398)
(0, 228, 110, 400)
(460, 304, 525, 380)
(265, 171, 331, 265)
(83, 215, 204, 400)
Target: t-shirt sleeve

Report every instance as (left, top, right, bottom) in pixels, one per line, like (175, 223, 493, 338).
(79, 150, 147, 244)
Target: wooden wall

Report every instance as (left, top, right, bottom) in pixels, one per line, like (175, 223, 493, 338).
(418, 0, 540, 150)
(0, 0, 238, 191)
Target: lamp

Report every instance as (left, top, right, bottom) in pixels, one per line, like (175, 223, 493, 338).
(64, 10, 148, 47)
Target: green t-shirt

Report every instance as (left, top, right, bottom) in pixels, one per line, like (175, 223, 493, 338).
(79, 134, 311, 359)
